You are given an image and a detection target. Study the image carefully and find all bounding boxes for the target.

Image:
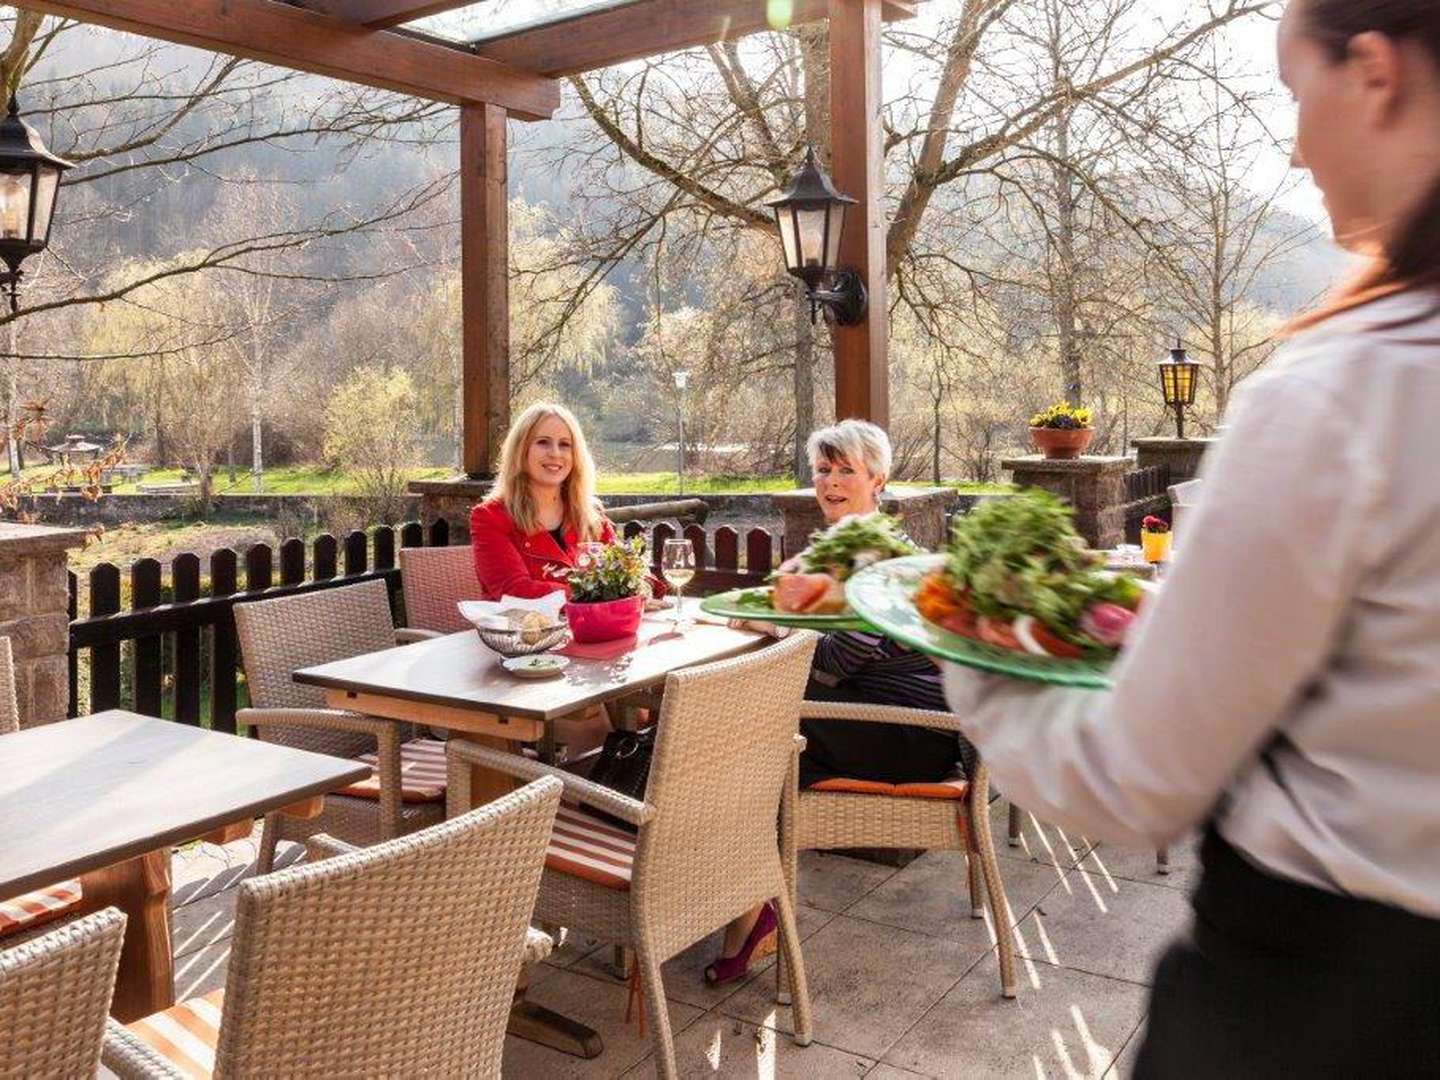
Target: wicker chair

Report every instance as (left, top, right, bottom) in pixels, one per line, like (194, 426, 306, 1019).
(399, 544, 487, 638)
(446, 631, 821, 1080)
(102, 777, 563, 1079)
(791, 701, 1018, 999)
(0, 907, 127, 1080)
(0, 637, 87, 941)
(234, 579, 447, 873)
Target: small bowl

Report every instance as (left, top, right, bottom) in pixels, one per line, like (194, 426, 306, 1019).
(473, 623, 571, 658)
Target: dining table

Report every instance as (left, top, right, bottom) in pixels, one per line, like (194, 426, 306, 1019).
(0, 710, 369, 1022)
(291, 599, 769, 1058)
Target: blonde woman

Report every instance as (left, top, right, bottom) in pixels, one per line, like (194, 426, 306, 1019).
(470, 402, 615, 600)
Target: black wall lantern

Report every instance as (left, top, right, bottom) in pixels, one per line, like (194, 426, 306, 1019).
(1158, 339, 1201, 439)
(0, 97, 72, 314)
(767, 146, 867, 326)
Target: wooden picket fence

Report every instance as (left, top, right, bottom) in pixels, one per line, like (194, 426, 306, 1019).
(67, 519, 778, 732)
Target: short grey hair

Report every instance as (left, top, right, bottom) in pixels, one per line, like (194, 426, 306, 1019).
(806, 420, 893, 483)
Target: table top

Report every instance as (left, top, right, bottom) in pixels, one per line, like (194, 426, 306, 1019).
(294, 601, 768, 722)
(0, 711, 370, 897)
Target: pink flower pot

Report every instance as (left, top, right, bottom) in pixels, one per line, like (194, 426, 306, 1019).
(564, 595, 645, 644)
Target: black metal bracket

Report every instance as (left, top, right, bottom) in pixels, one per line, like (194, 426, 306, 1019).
(807, 268, 868, 327)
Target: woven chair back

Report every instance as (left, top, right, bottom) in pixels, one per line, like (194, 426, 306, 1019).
(400, 545, 486, 634)
(632, 631, 818, 956)
(0, 637, 15, 735)
(213, 777, 561, 1079)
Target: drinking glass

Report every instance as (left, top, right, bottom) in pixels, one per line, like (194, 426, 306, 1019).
(661, 538, 696, 630)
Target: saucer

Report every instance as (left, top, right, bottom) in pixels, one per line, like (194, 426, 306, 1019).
(501, 654, 570, 679)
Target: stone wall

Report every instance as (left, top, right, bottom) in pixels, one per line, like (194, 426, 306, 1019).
(1001, 456, 1131, 549)
(0, 523, 87, 727)
(770, 487, 959, 558)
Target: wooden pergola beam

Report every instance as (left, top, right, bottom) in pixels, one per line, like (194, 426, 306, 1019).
(14, 0, 561, 119)
(299, 0, 474, 32)
(473, 0, 917, 78)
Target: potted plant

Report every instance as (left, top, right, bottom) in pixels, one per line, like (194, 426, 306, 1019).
(1029, 402, 1095, 460)
(564, 537, 652, 643)
(1141, 515, 1173, 564)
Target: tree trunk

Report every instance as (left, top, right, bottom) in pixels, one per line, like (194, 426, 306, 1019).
(250, 392, 264, 493)
(1053, 111, 1082, 407)
(793, 21, 828, 486)
(793, 297, 815, 485)
(5, 317, 18, 476)
(932, 393, 942, 485)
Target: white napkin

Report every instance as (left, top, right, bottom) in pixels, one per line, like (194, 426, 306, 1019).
(458, 593, 567, 631)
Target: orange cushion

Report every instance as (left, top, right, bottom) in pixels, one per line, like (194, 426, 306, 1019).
(0, 880, 82, 938)
(126, 989, 224, 1078)
(808, 777, 970, 801)
(338, 738, 448, 804)
(544, 805, 636, 891)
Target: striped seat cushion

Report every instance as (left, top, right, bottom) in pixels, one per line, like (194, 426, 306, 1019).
(126, 989, 224, 1078)
(338, 738, 448, 803)
(0, 880, 83, 937)
(808, 777, 970, 801)
(545, 805, 636, 891)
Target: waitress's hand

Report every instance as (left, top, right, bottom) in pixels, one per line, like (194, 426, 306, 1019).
(726, 618, 791, 639)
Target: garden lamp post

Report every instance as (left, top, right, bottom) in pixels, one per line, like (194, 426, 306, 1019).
(1158, 339, 1201, 440)
(674, 369, 690, 496)
(0, 97, 72, 316)
(767, 146, 867, 326)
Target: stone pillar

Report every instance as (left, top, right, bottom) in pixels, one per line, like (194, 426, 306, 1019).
(1131, 437, 1218, 484)
(1001, 456, 1130, 550)
(407, 476, 493, 544)
(771, 487, 958, 558)
(0, 523, 87, 727)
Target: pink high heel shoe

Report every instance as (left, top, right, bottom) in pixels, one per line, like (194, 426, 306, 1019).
(704, 902, 778, 986)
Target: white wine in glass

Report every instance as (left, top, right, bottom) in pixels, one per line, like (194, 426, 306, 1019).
(661, 538, 696, 629)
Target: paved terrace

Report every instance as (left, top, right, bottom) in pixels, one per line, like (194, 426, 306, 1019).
(159, 806, 1195, 1079)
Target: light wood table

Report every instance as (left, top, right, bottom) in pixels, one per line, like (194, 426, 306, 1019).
(292, 603, 768, 1057)
(0, 711, 368, 1022)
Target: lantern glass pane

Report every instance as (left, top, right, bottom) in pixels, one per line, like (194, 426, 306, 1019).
(775, 207, 799, 272)
(0, 169, 33, 242)
(31, 167, 58, 245)
(1159, 363, 1178, 404)
(825, 202, 845, 270)
(796, 206, 827, 270)
(1178, 364, 1197, 404)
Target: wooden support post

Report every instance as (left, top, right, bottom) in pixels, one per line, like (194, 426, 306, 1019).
(828, 0, 888, 428)
(461, 102, 510, 478)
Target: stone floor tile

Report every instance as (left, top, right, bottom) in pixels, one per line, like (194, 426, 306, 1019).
(718, 914, 977, 1060)
(173, 939, 232, 1001)
(883, 956, 1149, 1079)
(501, 968, 703, 1079)
(864, 1065, 936, 1079)
(171, 887, 237, 960)
(545, 927, 607, 969)
(620, 1010, 874, 1079)
(846, 849, 1065, 945)
(1016, 869, 1190, 986)
(1107, 1017, 1147, 1078)
(990, 799, 1095, 870)
(796, 851, 898, 913)
(1079, 834, 1201, 895)
(170, 840, 301, 907)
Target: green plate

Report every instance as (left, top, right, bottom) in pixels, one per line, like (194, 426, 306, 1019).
(699, 588, 872, 632)
(844, 554, 1116, 689)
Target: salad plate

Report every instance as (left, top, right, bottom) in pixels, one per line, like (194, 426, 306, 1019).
(699, 588, 872, 632)
(501, 654, 571, 680)
(846, 554, 1117, 689)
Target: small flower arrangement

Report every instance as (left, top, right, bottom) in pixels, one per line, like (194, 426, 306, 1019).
(1141, 516, 1170, 535)
(567, 537, 652, 604)
(1029, 402, 1094, 430)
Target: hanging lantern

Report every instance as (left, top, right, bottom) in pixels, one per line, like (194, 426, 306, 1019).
(766, 146, 867, 326)
(0, 96, 73, 313)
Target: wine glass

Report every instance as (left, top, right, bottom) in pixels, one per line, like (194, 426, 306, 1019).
(661, 538, 696, 630)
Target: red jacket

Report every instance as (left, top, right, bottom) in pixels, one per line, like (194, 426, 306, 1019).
(469, 500, 617, 600)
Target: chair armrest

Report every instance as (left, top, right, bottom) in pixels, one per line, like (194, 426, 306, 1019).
(238, 707, 396, 740)
(445, 738, 654, 828)
(305, 833, 359, 863)
(801, 700, 965, 734)
(396, 628, 442, 644)
(103, 1018, 187, 1079)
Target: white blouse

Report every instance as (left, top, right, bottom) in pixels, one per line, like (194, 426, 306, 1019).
(944, 292, 1440, 918)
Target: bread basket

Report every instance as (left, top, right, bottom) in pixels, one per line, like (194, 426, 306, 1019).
(473, 622, 571, 658)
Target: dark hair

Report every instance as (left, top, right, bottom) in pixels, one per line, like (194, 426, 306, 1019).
(1290, 0, 1440, 330)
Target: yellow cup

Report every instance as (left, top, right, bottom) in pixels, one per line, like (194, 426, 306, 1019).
(1142, 531, 1173, 564)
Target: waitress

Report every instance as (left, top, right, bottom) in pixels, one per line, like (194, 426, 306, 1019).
(470, 402, 618, 599)
(943, 3, 1440, 1075)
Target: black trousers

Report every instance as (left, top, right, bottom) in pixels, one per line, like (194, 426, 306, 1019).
(1135, 828, 1440, 1079)
(797, 674, 961, 788)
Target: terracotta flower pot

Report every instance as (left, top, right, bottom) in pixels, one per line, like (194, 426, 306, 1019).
(1030, 426, 1094, 460)
(564, 595, 645, 643)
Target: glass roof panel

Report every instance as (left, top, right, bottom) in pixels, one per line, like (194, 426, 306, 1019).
(404, 0, 645, 45)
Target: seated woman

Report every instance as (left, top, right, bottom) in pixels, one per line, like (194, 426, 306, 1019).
(707, 419, 971, 985)
(470, 401, 615, 600)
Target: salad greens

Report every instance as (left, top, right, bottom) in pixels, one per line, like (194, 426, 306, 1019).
(798, 512, 920, 580)
(946, 491, 1142, 648)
